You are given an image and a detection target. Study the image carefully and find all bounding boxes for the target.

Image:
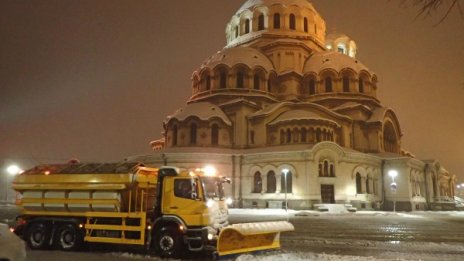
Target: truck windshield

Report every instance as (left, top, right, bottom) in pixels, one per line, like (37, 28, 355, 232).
(202, 177, 225, 200)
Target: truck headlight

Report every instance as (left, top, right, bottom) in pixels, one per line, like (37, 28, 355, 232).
(207, 233, 214, 240)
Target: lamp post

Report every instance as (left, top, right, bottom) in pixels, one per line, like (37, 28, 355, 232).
(5, 164, 23, 202)
(388, 170, 398, 212)
(282, 168, 289, 212)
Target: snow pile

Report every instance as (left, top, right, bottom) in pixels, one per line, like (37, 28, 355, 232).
(235, 252, 404, 261)
(313, 204, 350, 213)
(109, 251, 416, 261)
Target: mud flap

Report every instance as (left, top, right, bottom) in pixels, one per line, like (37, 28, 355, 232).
(216, 221, 294, 257)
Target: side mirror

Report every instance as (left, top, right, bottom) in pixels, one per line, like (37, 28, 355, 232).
(190, 192, 198, 200)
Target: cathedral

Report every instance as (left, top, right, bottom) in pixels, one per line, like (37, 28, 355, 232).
(131, 0, 456, 211)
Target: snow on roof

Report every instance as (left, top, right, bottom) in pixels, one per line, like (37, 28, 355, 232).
(219, 98, 259, 109)
(304, 51, 373, 75)
(333, 102, 372, 112)
(366, 107, 387, 123)
(268, 109, 340, 127)
(165, 102, 232, 126)
(199, 47, 274, 72)
(248, 102, 352, 122)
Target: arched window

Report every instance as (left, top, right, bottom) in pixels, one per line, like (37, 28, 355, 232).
(237, 71, 244, 88)
(281, 171, 292, 193)
(253, 172, 262, 193)
(220, 71, 227, 89)
(303, 17, 308, 32)
(301, 128, 307, 142)
(289, 14, 296, 30)
(319, 160, 335, 177)
(258, 14, 265, 30)
(267, 171, 276, 193)
(356, 173, 362, 194)
(316, 129, 321, 142)
(273, 13, 280, 29)
(172, 125, 178, 146)
(358, 78, 364, 93)
(337, 43, 346, 54)
(190, 123, 197, 145)
(245, 19, 250, 34)
(323, 161, 329, 177)
(329, 165, 335, 177)
(253, 74, 260, 90)
(366, 176, 370, 194)
(383, 121, 398, 153)
(286, 129, 291, 143)
(325, 77, 332, 92)
(267, 78, 272, 92)
(206, 75, 211, 90)
(309, 79, 316, 95)
(234, 25, 239, 38)
(280, 129, 285, 144)
(343, 76, 350, 92)
(211, 124, 218, 145)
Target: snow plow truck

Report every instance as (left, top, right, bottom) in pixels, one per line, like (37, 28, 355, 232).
(12, 162, 293, 258)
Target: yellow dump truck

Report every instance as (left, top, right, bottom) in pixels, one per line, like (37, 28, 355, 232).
(12, 162, 293, 258)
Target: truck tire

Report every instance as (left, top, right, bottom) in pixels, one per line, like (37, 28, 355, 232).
(153, 227, 183, 258)
(25, 222, 51, 250)
(54, 223, 83, 251)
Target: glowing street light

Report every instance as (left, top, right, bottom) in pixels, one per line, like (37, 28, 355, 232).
(388, 169, 398, 212)
(282, 168, 289, 212)
(6, 165, 22, 176)
(203, 165, 217, 177)
(388, 170, 398, 180)
(4, 164, 23, 202)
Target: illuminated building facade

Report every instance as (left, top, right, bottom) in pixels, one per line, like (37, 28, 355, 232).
(133, 0, 456, 211)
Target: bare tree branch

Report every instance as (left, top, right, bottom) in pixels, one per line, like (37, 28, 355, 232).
(399, 0, 464, 24)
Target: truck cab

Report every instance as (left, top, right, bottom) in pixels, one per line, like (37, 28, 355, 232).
(151, 167, 230, 257)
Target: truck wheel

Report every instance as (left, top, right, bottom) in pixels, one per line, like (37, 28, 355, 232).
(25, 222, 51, 250)
(55, 223, 83, 251)
(154, 227, 182, 258)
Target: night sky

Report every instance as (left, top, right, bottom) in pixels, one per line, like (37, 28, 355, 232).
(1, 0, 463, 180)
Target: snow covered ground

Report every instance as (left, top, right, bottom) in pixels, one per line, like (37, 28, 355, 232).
(2, 204, 464, 260)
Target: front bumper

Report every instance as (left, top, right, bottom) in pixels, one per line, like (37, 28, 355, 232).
(183, 226, 217, 252)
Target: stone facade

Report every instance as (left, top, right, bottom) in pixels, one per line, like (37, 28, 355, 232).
(131, 0, 456, 211)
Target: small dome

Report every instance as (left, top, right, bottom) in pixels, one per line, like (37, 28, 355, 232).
(199, 47, 274, 72)
(226, 0, 326, 49)
(165, 102, 232, 126)
(325, 33, 357, 58)
(237, 0, 317, 14)
(303, 51, 373, 75)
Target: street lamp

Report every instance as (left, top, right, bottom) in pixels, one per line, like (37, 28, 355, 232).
(282, 168, 289, 212)
(388, 170, 398, 212)
(7, 165, 22, 176)
(4, 164, 23, 202)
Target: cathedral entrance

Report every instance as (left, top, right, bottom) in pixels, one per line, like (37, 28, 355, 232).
(321, 184, 335, 203)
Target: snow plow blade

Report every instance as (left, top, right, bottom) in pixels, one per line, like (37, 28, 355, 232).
(216, 221, 294, 257)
